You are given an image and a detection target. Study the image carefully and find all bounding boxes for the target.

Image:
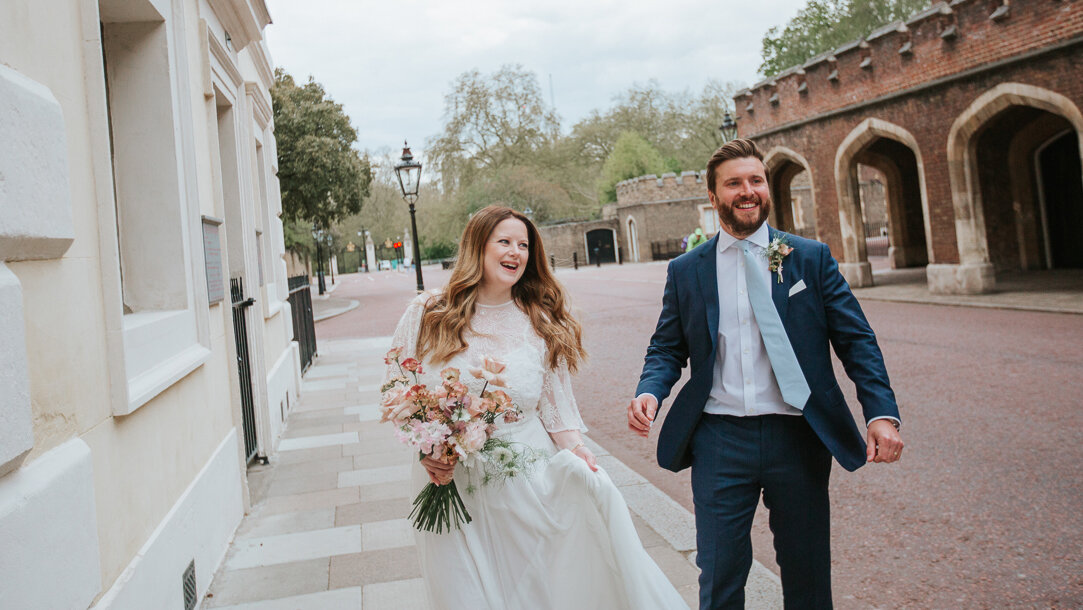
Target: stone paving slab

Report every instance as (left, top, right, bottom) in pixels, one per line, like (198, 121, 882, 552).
(205, 558, 330, 607)
(205, 337, 785, 609)
(226, 525, 363, 570)
(215, 586, 362, 610)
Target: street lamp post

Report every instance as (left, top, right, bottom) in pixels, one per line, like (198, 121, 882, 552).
(311, 224, 326, 295)
(719, 111, 738, 143)
(393, 141, 424, 292)
(357, 229, 367, 272)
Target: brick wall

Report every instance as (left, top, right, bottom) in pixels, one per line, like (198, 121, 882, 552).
(737, 0, 1083, 135)
(737, 0, 1083, 267)
(537, 218, 619, 267)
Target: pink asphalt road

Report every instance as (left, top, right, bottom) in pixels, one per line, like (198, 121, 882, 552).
(318, 262, 1083, 608)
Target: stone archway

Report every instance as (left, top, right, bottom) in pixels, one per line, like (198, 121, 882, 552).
(834, 118, 933, 287)
(945, 83, 1083, 290)
(764, 146, 817, 240)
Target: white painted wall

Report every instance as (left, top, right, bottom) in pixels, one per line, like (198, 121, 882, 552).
(0, 439, 101, 609)
(91, 431, 243, 610)
(0, 1, 288, 607)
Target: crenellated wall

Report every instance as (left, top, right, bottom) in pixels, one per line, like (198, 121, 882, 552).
(736, 0, 1083, 138)
(734, 0, 1083, 293)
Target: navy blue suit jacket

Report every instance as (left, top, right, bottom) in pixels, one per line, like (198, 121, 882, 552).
(636, 227, 899, 473)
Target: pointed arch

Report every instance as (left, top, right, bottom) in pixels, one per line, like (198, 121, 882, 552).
(833, 118, 932, 287)
(763, 146, 817, 239)
(946, 83, 1083, 267)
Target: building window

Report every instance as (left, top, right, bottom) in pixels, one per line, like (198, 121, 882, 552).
(699, 204, 720, 236)
(99, 0, 208, 413)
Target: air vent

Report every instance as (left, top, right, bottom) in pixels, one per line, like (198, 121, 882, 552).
(182, 560, 197, 610)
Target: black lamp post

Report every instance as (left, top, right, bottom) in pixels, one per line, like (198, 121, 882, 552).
(311, 223, 326, 295)
(357, 229, 368, 272)
(719, 111, 738, 143)
(394, 141, 424, 292)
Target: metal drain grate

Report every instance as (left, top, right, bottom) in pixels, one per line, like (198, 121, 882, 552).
(182, 559, 196, 610)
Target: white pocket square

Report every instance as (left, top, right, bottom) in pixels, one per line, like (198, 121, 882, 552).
(788, 280, 807, 297)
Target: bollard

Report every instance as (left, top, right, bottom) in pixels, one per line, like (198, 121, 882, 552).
(573, 252, 578, 270)
(550, 255, 555, 270)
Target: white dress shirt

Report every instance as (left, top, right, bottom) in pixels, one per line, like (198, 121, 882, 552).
(639, 223, 899, 429)
(703, 223, 801, 417)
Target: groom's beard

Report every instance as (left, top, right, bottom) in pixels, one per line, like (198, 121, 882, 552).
(718, 194, 772, 236)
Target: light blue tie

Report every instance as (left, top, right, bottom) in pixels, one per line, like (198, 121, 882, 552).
(741, 242, 811, 410)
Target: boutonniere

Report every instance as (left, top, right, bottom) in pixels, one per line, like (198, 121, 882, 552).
(764, 236, 794, 284)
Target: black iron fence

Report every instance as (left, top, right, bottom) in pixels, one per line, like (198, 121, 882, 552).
(230, 277, 259, 464)
(288, 274, 317, 373)
(864, 221, 890, 257)
(651, 238, 686, 261)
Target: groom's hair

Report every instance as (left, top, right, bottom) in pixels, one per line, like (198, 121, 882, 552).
(706, 138, 767, 192)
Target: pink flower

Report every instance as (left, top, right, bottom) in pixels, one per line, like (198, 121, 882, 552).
(488, 390, 512, 413)
(380, 388, 420, 424)
(502, 409, 521, 424)
(472, 397, 494, 418)
(384, 346, 403, 365)
(452, 420, 489, 457)
(445, 381, 469, 400)
(470, 356, 507, 387)
(401, 358, 423, 374)
(440, 367, 460, 383)
(410, 421, 452, 455)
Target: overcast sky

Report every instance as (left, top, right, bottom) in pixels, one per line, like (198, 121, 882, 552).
(264, 0, 807, 156)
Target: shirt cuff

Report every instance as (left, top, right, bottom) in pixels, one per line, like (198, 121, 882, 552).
(867, 415, 900, 428)
(636, 392, 659, 404)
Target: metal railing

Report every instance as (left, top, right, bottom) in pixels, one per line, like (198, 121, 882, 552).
(864, 221, 890, 257)
(230, 277, 259, 464)
(288, 274, 317, 373)
(651, 239, 685, 261)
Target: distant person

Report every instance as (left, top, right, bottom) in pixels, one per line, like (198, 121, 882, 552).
(685, 227, 708, 252)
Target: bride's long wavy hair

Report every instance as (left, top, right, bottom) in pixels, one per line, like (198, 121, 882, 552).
(416, 205, 586, 372)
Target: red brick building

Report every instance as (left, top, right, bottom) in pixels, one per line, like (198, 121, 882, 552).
(736, 0, 1083, 293)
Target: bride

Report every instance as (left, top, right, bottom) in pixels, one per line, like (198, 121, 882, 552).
(385, 205, 688, 609)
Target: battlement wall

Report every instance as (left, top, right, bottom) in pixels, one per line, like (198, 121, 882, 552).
(736, 0, 1083, 137)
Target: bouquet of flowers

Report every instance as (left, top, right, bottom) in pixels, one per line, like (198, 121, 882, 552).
(380, 347, 539, 533)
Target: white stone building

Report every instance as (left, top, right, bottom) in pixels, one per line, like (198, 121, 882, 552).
(0, 1, 302, 607)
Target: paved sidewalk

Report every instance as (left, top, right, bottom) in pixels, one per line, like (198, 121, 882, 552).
(205, 337, 784, 609)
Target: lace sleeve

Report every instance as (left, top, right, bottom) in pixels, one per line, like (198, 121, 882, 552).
(383, 292, 432, 385)
(538, 359, 588, 434)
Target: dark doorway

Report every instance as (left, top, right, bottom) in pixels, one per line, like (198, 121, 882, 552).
(1038, 132, 1083, 268)
(585, 229, 616, 264)
(855, 139, 928, 269)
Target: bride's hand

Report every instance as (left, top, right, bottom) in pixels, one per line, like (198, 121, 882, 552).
(571, 444, 598, 472)
(420, 455, 456, 486)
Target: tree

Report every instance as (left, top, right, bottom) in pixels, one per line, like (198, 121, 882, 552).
(427, 65, 562, 193)
(759, 0, 929, 77)
(271, 68, 372, 230)
(572, 80, 740, 175)
(597, 132, 667, 203)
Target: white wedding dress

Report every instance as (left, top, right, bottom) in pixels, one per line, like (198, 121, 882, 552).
(386, 293, 688, 610)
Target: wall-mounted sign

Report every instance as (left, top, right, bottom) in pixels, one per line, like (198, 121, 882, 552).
(202, 215, 224, 304)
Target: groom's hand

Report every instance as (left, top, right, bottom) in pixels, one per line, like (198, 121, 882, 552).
(866, 419, 904, 464)
(627, 394, 658, 438)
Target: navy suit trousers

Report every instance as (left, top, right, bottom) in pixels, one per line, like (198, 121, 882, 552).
(691, 414, 833, 610)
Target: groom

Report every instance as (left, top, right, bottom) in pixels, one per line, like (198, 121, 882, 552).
(627, 139, 903, 609)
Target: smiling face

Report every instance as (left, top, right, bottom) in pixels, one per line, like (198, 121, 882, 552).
(480, 217, 529, 295)
(708, 156, 772, 239)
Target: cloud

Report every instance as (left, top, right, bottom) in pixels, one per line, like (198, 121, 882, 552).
(264, 0, 805, 154)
